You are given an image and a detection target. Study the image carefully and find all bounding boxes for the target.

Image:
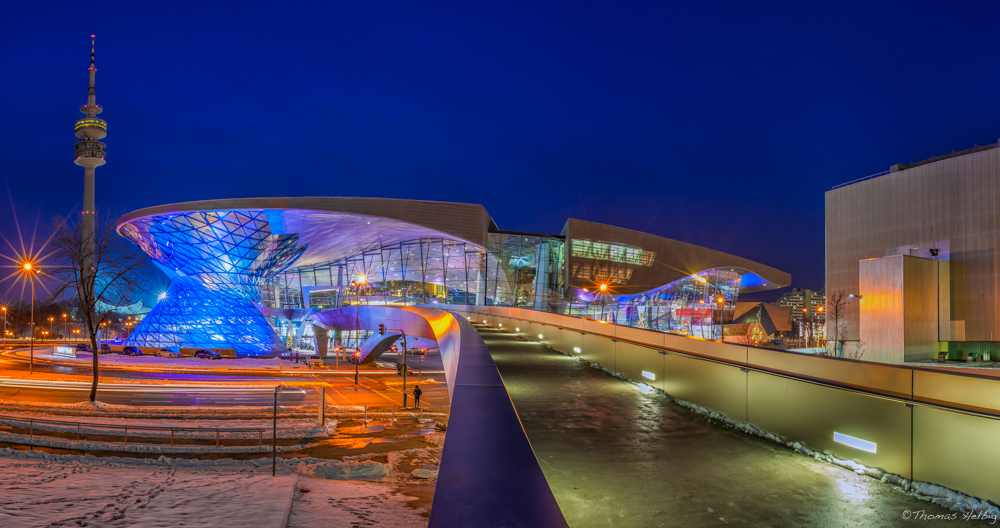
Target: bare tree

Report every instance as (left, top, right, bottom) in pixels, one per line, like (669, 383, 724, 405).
(825, 290, 850, 358)
(844, 340, 865, 360)
(725, 322, 753, 345)
(47, 210, 150, 402)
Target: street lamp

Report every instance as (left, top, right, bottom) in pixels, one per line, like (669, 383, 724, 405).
(599, 283, 608, 322)
(62, 313, 67, 341)
(21, 261, 37, 374)
(352, 274, 367, 385)
(272, 384, 306, 476)
(1, 306, 6, 349)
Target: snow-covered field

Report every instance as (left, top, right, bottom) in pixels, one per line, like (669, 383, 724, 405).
(0, 449, 427, 527)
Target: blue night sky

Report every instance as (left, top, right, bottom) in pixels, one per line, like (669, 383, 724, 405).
(4, 1, 1000, 298)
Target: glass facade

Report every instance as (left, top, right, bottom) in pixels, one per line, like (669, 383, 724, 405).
(567, 268, 745, 339)
(262, 233, 565, 316)
(119, 210, 305, 356)
(118, 205, 773, 355)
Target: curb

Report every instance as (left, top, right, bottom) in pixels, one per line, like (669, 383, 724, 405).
(278, 473, 298, 528)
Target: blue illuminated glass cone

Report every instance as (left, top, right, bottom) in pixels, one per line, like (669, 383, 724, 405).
(119, 210, 305, 356)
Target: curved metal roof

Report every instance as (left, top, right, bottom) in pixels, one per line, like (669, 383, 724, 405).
(116, 197, 492, 268)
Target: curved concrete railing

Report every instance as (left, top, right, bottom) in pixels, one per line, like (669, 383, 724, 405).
(441, 304, 1000, 507)
(311, 306, 568, 528)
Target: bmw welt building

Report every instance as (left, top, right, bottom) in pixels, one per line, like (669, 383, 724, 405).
(116, 197, 789, 356)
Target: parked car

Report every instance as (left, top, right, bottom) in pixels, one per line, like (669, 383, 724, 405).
(121, 346, 143, 356)
(194, 349, 222, 360)
(407, 346, 428, 356)
(75, 343, 90, 352)
(99, 344, 112, 354)
(156, 347, 182, 358)
(307, 355, 324, 368)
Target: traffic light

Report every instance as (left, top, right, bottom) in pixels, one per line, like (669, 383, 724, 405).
(396, 363, 408, 376)
(353, 350, 361, 363)
(378, 323, 385, 336)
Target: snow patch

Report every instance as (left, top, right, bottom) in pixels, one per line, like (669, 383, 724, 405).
(295, 459, 390, 480)
(581, 355, 1000, 519)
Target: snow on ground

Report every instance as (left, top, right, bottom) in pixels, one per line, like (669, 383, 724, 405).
(0, 414, 335, 440)
(0, 432, 322, 454)
(287, 477, 425, 528)
(0, 449, 427, 527)
(0, 452, 296, 528)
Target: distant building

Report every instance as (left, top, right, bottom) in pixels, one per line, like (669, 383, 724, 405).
(731, 302, 792, 334)
(826, 141, 1000, 363)
(778, 288, 826, 325)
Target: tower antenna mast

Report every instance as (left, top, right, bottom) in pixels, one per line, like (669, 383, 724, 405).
(74, 35, 106, 316)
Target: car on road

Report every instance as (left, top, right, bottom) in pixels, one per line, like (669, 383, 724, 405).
(121, 346, 143, 356)
(75, 343, 90, 352)
(307, 355, 324, 368)
(194, 349, 222, 360)
(156, 347, 182, 358)
(99, 344, 112, 354)
(406, 346, 428, 356)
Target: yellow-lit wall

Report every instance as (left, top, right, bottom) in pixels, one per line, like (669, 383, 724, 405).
(447, 305, 1000, 504)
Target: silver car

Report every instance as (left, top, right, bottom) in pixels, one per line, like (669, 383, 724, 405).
(156, 347, 182, 358)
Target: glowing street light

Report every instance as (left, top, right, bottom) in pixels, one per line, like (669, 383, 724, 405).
(350, 276, 369, 385)
(14, 258, 40, 374)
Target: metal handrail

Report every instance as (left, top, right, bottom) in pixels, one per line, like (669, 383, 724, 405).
(478, 312, 1000, 421)
(831, 169, 891, 189)
(0, 414, 315, 449)
(0, 414, 271, 433)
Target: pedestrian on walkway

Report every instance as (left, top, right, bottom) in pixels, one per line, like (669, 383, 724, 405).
(413, 385, 422, 407)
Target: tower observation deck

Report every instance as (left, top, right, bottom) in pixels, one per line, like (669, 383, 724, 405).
(75, 35, 105, 217)
(75, 35, 103, 306)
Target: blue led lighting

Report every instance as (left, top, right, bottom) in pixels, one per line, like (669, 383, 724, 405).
(119, 210, 306, 356)
(833, 432, 877, 453)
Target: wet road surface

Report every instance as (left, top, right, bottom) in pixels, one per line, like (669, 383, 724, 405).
(480, 327, 972, 528)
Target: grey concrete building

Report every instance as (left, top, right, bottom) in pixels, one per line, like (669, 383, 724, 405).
(826, 142, 1000, 363)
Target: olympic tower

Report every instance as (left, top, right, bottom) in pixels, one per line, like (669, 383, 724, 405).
(74, 35, 105, 300)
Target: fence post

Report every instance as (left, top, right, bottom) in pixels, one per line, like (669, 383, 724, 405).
(171, 429, 174, 447)
(29, 419, 33, 439)
(77, 424, 80, 441)
(259, 430, 262, 447)
(216, 430, 220, 447)
(124, 426, 127, 447)
(318, 387, 325, 426)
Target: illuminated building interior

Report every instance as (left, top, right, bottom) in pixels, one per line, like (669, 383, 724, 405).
(117, 198, 789, 356)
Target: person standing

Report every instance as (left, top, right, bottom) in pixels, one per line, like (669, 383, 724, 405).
(413, 385, 422, 407)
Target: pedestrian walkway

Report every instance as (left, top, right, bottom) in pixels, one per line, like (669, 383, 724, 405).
(479, 327, 966, 528)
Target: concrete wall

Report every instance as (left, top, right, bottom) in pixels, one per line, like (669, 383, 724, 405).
(826, 147, 1000, 343)
(859, 255, 938, 363)
(448, 304, 1000, 504)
